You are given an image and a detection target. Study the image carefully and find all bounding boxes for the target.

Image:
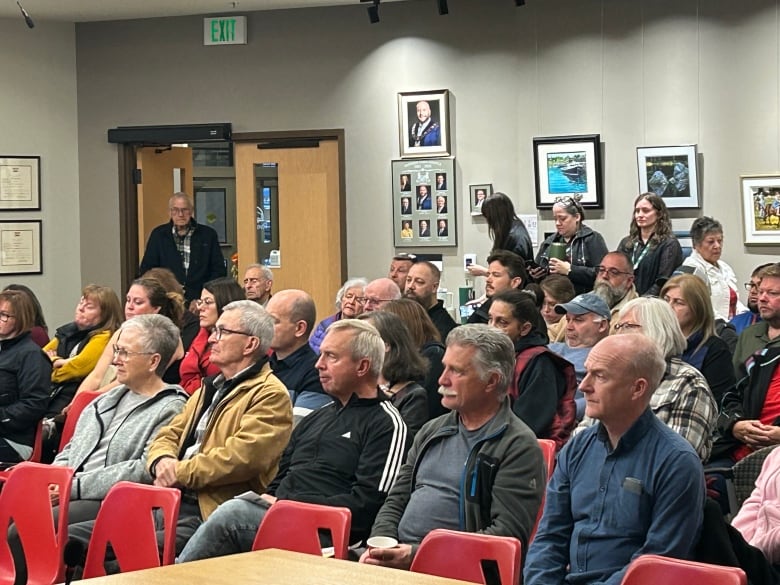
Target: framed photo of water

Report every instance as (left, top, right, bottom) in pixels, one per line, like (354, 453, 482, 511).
(533, 135, 603, 210)
(636, 145, 700, 209)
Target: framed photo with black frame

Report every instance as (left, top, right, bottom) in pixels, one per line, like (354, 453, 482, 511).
(392, 158, 456, 248)
(637, 145, 699, 209)
(398, 90, 451, 159)
(533, 135, 603, 209)
(0, 156, 41, 211)
(0, 220, 42, 275)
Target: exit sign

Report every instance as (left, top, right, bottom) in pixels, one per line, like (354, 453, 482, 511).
(204, 16, 247, 46)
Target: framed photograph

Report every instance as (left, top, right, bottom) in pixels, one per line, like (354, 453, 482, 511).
(533, 135, 603, 209)
(194, 187, 228, 244)
(0, 156, 41, 211)
(0, 220, 42, 275)
(398, 90, 451, 159)
(469, 184, 493, 215)
(391, 158, 456, 248)
(740, 174, 780, 245)
(637, 145, 699, 209)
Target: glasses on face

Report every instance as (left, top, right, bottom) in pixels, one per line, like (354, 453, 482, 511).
(0, 312, 15, 323)
(213, 326, 253, 341)
(596, 266, 631, 278)
(365, 297, 392, 306)
(342, 293, 367, 304)
(614, 321, 642, 331)
(745, 282, 759, 291)
(170, 207, 192, 216)
(112, 345, 155, 361)
(196, 298, 216, 307)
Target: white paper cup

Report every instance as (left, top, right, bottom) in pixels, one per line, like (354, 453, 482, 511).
(366, 536, 398, 550)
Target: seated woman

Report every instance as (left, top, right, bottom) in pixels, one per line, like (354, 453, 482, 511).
(3, 284, 49, 347)
(309, 278, 368, 354)
(180, 276, 245, 394)
(539, 274, 575, 343)
(0, 290, 52, 463)
(660, 273, 736, 406)
(43, 284, 123, 415)
(360, 311, 429, 437)
(7, 314, 187, 584)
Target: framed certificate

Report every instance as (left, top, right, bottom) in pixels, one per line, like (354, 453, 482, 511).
(0, 220, 42, 274)
(0, 156, 41, 211)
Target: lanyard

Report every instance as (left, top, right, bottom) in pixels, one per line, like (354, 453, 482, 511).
(631, 240, 650, 269)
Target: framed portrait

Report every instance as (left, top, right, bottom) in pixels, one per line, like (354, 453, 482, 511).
(398, 89, 451, 159)
(469, 184, 493, 216)
(533, 135, 603, 209)
(0, 220, 42, 275)
(391, 158, 456, 248)
(0, 156, 41, 211)
(194, 187, 227, 244)
(637, 145, 699, 209)
(740, 174, 780, 245)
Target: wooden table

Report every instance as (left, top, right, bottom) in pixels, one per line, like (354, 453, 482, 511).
(78, 548, 476, 585)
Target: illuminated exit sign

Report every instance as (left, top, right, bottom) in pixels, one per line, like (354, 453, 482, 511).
(204, 16, 247, 45)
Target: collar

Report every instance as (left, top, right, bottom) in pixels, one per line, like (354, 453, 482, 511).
(596, 408, 655, 454)
(0, 331, 32, 351)
(270, 343, 316, 370)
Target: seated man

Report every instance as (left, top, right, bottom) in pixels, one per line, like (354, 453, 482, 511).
(243, 264, 273, 307)
(177, 319, 409, 561)
(363, 278, 402, 312)
(591, 251, 638, 332)
(8, 314, 188, 583)
(734, 263, 780, 379)
(404, 261, 457, 342)
(359, 325, 545, 570)
(388, 253, 417, 293)
(524, 335, 705, 585)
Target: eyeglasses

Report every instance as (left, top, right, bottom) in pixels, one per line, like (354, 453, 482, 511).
(0, 312, 15, 323)
(195, 298, 216, 307)
(745, 282, 759, 291)
(614, 321, 642, 331)
(342, 293, 367, 304)
(596, 266, 631, 278)
(112, 345, 155, 361)
(213, 326, 253, 341)
(170, 207, 192, 216)
(553, 194, 583, 206)
(364, 298, 393, 306)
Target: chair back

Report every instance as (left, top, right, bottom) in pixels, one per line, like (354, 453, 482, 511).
(82, 481, 181, 578)
(410, 528, 522, 585)
(59, 391, 102, 451)
(622, 554, 746, 585)
(529, 439, 556, 544)
(252, 500, 352, 560)
(0, 462, 74, 585)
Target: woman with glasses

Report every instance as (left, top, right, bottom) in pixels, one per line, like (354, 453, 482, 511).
(530, 195, 608, 295)
(617, 193, 682, 296)
(660, 274, 736, 405)
(0, 290, 52, 463)
(3, 284, 49, 347)
(180, 277, 245, 394)
(309, 277, 368, 354)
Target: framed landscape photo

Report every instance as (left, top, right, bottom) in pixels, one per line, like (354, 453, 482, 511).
(391, 158, 456, 248)
(637, 145, 699, 209)
(740, 174, 780, 245)
(533, 135, 603, 209)
(0, 156, 41, 211)
(398, 89, 451, 159)
(470, 184, 492, 215)
(0, 220, 42, 275)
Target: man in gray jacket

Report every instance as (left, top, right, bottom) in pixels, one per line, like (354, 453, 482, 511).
(360, 324, 545, 571)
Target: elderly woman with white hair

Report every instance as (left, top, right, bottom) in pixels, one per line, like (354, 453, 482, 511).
(309, 278, 368, 354)
(574, 297, 717, 461)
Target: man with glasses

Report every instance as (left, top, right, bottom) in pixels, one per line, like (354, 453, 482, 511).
(243, 264, 273, 307)
(734, 263, 780, 379)
(363, 278, 401, 312)
(145, 300, 293, 553)
(139, 192, 226, 304)
(730, 263, 773, 334)
(590, 251, 637, 332)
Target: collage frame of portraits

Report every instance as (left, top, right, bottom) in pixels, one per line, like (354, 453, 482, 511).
(533, 134, 603, 210)
(636, 145, 700, 209)
(398, 89, 451, 159)
(392, 158, 456, 248)
(740, 174, 780, 245)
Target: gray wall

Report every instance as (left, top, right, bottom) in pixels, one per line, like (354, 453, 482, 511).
(34, 0, 780, 321)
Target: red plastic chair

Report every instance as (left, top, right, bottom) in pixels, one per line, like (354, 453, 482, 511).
(410, 528, 522, 585)
(0, 462, 74, 585)
(529, 438, 556, 544)
(622, 554, 746, 585)
(252, 500, 352, 560)
(82, 481, 181, 578)
(58, 390, 102, 451)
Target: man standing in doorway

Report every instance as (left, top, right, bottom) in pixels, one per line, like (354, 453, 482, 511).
(139, 192, 225, 304)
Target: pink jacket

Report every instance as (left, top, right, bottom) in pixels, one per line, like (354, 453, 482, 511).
(732, 448, 780, 563)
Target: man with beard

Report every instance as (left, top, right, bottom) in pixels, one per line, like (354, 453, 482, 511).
(404, 261, 457, 341)
(590, 251, 637, 333)
(730, 263, 772, 334)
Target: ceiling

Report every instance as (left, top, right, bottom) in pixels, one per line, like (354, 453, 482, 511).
(2, 0, 401, 23)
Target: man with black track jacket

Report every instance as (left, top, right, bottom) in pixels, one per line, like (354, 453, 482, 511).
(177, 319, 409, 561)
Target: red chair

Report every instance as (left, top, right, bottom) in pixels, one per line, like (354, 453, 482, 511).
(252, 500, 352, 560)
(529, 438, 556, 544)
(58, 390, 102, 451)
(410, 528, 522, 585)
(0, 462, 74, 585)
(81, 481, 181, 578)
(622, 554, 746, 585)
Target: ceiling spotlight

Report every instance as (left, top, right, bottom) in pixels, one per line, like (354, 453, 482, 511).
(437, 0, 448, 15)
(366, 0, 379, 23)
(515, 0, 526, 5)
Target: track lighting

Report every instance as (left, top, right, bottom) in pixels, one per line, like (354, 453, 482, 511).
(437, 0, 448, 16)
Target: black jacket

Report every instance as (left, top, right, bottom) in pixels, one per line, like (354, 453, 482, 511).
(139, 220, 226, 302)
(534, 225, 608, 295)
(427, 300, 457, 342)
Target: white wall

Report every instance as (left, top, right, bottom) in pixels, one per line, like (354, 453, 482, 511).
(0, 18, 80, 327)
(74, 0, 780, 309)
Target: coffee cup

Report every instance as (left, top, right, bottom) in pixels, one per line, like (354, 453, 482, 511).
(548, 242, 568, 261)
(366, 536, 398, 550)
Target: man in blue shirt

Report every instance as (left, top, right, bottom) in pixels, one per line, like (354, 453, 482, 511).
(524, 334, 705, 585)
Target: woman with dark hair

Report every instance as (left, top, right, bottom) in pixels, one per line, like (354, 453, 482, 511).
(179, 276, 246, 394)
(382, 298, 447, 419)
(0, 290, 52, 462)
(3, 284, 48, 347)
(539, 275, 576, 343)
(617, 193, 682, 296)
(529, 195, 608, 295)
(360, 311, 429, 436)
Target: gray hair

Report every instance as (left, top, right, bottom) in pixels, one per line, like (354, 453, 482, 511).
(689, 216, 723, 247)
(121, 314, 180, 377)
(221, 300, 274, 355)
(335, 278, 368, 310)
(445, 324, 515, 397)
(618, 297, 685, 359)
(325, 319, 385, 379)
(168, 192, 194, 210)
(246, 263, 274, 282)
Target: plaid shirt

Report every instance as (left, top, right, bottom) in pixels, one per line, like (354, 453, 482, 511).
(173, 223, 194, 275)
(576, 357, 717, 461)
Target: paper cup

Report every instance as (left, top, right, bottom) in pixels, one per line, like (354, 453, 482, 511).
(366, 536, 398, 550)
